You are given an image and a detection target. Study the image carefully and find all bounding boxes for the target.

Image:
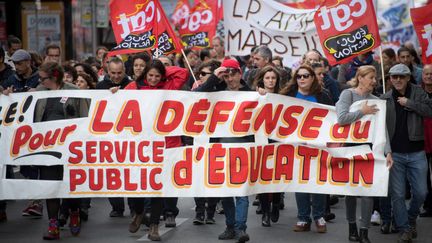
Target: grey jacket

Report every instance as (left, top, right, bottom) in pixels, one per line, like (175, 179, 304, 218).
(380, 84, 432, 142)
(34, 82, 90, 122)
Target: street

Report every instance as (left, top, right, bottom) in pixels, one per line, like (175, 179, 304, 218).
(1, 194, 431, 243)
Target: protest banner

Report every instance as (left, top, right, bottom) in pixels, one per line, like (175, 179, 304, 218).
(377, 0, 416, 45)
(178, 1, 218, 49)
(171, 0, 190, 29)
(0, 90, 388, 200)
(314, 0, 381, 65)
(109, 0, 183, 57)
(410, 3, 432, 64)
(223, 0, 321, 68)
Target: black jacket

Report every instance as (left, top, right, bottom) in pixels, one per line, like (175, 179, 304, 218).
(96, 75, 130, 90)
(0, 64, 15, 86)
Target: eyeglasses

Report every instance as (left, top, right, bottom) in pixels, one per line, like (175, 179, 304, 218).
(296, 74, 311, 80)
(39, 76, 51, 82)
(390, 75, 408, 80)
(199, 71, 212, 77)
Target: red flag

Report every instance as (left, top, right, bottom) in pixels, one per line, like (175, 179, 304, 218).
(194, 0, 223, 20)
(171, 0, 190, 29)
(109, 0, 183, 57)
(314, 0, 381, 65)
(283, 0, 323, 9)
(178, 0, 218, 49)
(411, 4, 432, 64)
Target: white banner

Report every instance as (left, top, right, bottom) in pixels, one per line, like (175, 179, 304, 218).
(0, 90, 388, 199)
(223, 0, 322, 68)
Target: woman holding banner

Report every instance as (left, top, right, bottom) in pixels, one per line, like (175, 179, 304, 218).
(123, 59, 188, 241)
(279, 65, 333, 234)
(335, 65, 393, 243)
(253, 65, 282, 227)
(34, 62, 90, 240)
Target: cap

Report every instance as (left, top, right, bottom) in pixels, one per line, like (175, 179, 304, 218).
(388, 64, 411, 76)
(10, 49, 31, 62)
(221, 58, 241, 73)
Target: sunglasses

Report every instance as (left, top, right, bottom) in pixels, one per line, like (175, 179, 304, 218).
(296, 74, 311, 80)
(199, 71, 212, 76)
(390, 75, 408, 80)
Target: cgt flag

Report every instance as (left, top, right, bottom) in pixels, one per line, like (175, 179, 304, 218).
(171, 0, 190, 29)
(411, 4, 432, 64)
(178, 0, 218, 49)
(314, 0, 381, 65)
(109, 0, 183, 57)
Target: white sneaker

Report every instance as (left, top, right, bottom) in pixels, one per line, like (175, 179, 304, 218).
(370, 210, 381, 225)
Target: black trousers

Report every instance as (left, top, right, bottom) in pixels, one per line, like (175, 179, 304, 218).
(194, 197, 218, 217)
(39, 165, 80, 219)
(259, 193, 281, 212)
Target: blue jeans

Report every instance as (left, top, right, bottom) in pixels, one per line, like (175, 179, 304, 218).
(295, 193, 326, 222)
(390, 151, 428, 231)
(222, 196, 249, 231)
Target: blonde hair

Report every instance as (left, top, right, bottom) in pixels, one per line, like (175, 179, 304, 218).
(351, 65, 376, 87)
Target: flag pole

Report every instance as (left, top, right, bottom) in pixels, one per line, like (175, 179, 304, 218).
(181, 48, 198, 86)
(379, 46, 386, 94)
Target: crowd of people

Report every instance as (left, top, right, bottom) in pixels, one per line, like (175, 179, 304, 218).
(0, 34, 431, 243)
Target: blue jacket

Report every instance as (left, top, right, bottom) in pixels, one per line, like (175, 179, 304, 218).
(2, 68, 39, 92)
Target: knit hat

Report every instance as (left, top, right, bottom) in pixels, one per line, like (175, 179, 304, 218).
(10, 49, 31, 62)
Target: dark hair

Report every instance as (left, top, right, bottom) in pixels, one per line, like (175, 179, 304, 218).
(84, 56, 99, 65)
(96, 46, 108, 55)
(311, 62, 324, 69)
(74, 63, 99, 84)
(382, 48, 396, 60)
(29, 51, 43, 68)
(132, 53, 151, 65)
(280, 65, 322, 96)
(45, 43, 61, 55)
(397, 46, 412, 57)
(272, 56, 283, 63)
(63, 65, 78, 81)
(39, 62, 64, 85)
(200, 48, 213, 61)
(178, 48, 197, 68)
(0, 47, 5, 59)
(253, 65, 281, 93)
(197, 59, 221, 73)
(321, 57, 330, 68)
(7, 36, 21, 48)
(77, 73, 95, 89)
(136, 59, 166, 88)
